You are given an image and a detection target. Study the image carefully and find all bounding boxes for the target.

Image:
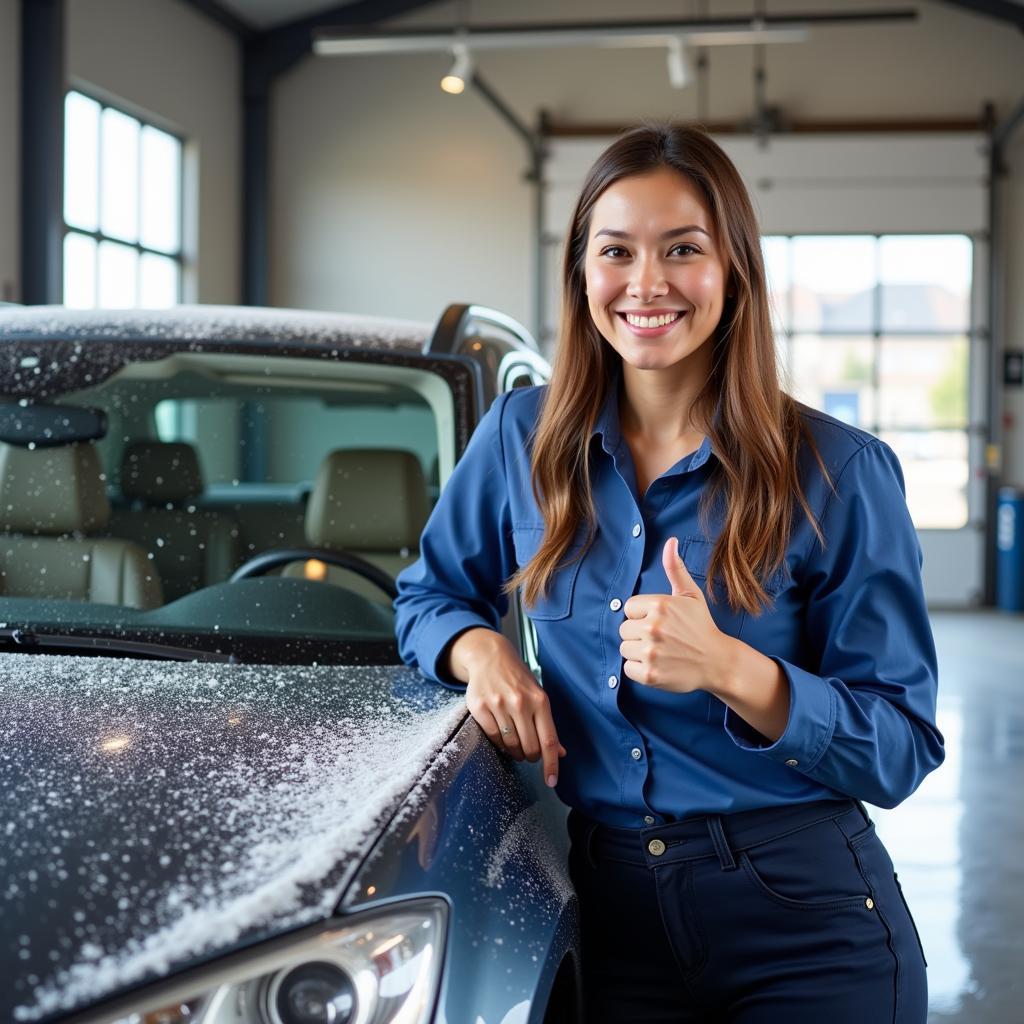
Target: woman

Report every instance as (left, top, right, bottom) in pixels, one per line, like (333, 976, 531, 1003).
(393, 122, 944, 1022)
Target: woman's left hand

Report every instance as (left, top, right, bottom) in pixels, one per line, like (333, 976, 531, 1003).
(619, 536, 734, 695)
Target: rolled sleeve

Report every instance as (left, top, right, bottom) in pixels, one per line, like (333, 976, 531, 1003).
(724, 439, 945, 807)
(393, 391, 516, 690)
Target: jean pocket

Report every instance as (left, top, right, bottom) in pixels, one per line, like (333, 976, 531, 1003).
(739, 818, 874, 911)
(512, 525, 587, 621)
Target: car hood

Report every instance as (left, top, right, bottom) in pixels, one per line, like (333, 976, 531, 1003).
(0, 653, 465, 1022)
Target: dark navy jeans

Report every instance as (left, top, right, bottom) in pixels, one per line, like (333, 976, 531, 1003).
(567, 798, 928, 1023)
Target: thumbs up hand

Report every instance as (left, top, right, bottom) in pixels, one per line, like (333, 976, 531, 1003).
(661, 534, 704, 601)
(619, 536, 733, 695)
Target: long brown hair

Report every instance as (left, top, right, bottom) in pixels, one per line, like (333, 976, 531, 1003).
(500, 121, 834, 617)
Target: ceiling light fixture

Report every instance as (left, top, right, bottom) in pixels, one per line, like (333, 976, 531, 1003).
(441, 41, 472, 94)
(666, 37, 692, 89)
(314, 19, 811, 57)
(313, 11, 917, 110)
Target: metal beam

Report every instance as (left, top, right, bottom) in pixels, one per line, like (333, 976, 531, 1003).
(267, 0, 446, 79)
(20, 0, 64, 306)
(464, 72, 548, 340)
(541, 116, 988, 136)
(242, 39, 271, 306)
(281, 0, 450, 36)
(985, 103, 1002, 606)
(994, 93, 1024, 153)
(174, 0, 254, 40)
(470, 71, 536, 154)
(313, 8, 918, 52)
(983, 94, 1024, 604)
(935, 0, 1024, 32)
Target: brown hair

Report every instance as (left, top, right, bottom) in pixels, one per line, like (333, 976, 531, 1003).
(500, 121, 833, 616)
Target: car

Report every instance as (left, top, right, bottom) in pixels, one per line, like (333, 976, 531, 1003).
(0, 303, 578, 1024)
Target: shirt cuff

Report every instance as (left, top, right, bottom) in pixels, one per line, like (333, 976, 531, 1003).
(413, 612, 497, 691)
(722, 656, 837, 772)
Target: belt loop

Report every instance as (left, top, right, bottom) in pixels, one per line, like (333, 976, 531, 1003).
(854, 798, 873, 827)
(707, 815, 737, 871)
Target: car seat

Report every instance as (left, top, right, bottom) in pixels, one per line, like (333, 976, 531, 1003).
(107, 441, 240, 602)
(0, 441, 163, 609)
(282, 448, 429, 606)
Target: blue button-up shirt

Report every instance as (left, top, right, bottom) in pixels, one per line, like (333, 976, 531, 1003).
(394, 368, 945, 827)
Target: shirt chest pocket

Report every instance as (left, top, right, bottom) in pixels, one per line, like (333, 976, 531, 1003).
(681, 537, 786, 639)
(681, 537, 747, 639)
(512, 525, 587, 621)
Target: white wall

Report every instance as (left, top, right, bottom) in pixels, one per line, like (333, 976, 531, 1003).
(66, 0, 241, 303)
(0, 0, 18, 302)
(270, 0, 1024, 486)
(271, 51, 533, 325)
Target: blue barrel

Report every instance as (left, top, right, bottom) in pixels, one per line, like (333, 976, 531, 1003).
(996, 487, 1024, 612)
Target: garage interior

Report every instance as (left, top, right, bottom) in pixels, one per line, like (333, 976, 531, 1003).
(2, 0, 1023, 1020)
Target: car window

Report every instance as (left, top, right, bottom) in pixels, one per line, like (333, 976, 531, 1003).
(153, 396, 440, 493)
(0, 350, 453, 664)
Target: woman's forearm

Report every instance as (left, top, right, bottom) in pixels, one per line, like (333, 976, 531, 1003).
(709, 636, 791, 743)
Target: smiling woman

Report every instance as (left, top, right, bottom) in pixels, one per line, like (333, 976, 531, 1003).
(392, 121, 944, 1024)
(506, 127, 819, 620)
(586, 172, 728, 372)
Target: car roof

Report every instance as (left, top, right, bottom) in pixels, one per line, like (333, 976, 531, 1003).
(0, 304, 433, 353)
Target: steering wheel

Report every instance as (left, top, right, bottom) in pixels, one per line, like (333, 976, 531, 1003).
(229, 547, 398, 600)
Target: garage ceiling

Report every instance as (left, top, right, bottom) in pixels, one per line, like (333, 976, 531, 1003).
(217, 1, 363, 30)
(938, 0, 1024, 27)
(211, 0, 1023, 35)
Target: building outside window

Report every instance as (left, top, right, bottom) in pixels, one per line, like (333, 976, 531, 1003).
(63, 89, 183, 310)
(762, 234, 973, 531)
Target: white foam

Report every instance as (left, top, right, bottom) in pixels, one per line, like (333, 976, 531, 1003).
(2, 654, 463, 1020)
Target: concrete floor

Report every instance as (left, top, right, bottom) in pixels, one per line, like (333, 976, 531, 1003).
(866, 610, 1024, 1022)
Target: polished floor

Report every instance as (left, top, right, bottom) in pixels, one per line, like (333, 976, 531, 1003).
(866, 610, 1024, 1022)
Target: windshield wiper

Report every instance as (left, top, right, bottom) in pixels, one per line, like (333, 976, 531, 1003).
(0, 628, 237, 662)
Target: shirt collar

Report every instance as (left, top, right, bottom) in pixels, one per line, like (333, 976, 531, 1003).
(591, 361, 721, 472)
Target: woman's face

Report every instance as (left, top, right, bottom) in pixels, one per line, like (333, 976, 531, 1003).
(583, 167, 729, 374)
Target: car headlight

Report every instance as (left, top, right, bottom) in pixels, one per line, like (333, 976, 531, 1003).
(105, 900, 446, 1024)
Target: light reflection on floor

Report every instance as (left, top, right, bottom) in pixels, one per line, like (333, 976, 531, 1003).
(870, 694, 972, 1014)
(866, 610, 1023, 1023)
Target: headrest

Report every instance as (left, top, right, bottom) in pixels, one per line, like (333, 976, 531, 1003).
(306, 449, 428, 551)
(121, 441, 203, 504)
(0, 442, 110, 534)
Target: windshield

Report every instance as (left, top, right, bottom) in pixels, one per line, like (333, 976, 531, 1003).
(0, 347, 456, 664)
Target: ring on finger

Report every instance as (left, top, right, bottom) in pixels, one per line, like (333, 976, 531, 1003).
(500, 724, 514, 736)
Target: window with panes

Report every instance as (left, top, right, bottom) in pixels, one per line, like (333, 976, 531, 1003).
(63, 90, 183, 309)
(762, 234, 973, 531)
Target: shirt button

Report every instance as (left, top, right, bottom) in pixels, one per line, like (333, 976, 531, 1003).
(785, 759, 799, 767)
(631, 523, 642, 537)
(607, 675, 618, 688)
(609, 598, 622, 611)
(643, 815, 655, 825)
(631, 747, 642, 760)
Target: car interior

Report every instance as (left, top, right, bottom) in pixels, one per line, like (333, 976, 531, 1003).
(0, 351, 454, 645)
